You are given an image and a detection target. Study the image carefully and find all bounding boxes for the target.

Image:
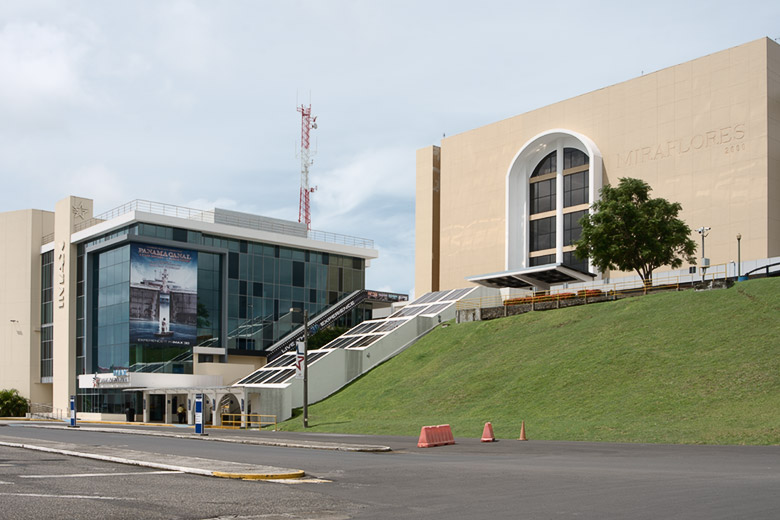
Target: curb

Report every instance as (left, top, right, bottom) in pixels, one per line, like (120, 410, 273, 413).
(12, 422, 392, 452)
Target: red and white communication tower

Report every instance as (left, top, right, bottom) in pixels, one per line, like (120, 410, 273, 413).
(297, 104, 317, 229)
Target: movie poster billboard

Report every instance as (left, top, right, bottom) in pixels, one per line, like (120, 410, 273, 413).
(129, 244, 198, 346)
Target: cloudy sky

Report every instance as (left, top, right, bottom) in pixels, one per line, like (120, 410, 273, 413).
(1, 1, 778, 297)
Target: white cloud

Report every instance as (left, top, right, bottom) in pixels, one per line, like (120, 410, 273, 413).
(0, 21, 88, 110)
(312, 146, 415, 224)
(59, 164, 130, 210)
(155, 1, 228, 75)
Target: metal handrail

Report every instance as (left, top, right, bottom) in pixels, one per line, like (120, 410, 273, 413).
(220, 413, 277, 431)
(457, 263, 732, 311)
(28, 402, 67, 421)
(71, 199, 374, 249)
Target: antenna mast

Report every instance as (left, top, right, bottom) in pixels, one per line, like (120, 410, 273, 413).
(297, 103, 317, 230)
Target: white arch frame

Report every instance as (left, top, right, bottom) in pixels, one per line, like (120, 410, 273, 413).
(505, 129, 603, 273)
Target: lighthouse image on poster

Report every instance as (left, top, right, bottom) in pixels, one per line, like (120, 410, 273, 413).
(129, 244, 198, 346)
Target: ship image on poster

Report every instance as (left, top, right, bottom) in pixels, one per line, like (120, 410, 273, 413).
(129, 244, 198, 346)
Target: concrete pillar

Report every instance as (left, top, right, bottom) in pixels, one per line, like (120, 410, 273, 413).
(142, 392, 149, 423)
(415, 145, 441, 296)
(52, 196, 94, 412)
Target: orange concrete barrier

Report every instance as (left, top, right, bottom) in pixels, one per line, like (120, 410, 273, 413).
(439, 424, 455, 445)
(418, 424, 456, 448)
(481, 422, 495, 442)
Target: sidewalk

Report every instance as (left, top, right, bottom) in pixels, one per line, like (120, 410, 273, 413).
(15, 419, 395, 452)
(0, 419, 395, 480)
(0, 432, 304, 480)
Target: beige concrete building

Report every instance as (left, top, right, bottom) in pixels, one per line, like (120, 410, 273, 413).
(416, 37, 780, 295)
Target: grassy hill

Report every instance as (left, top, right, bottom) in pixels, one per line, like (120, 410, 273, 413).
(279, 278, 780, 445)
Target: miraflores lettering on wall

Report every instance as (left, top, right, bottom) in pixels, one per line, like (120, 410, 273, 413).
(57, 241, 66, 309)
(616, 123, 746, 168)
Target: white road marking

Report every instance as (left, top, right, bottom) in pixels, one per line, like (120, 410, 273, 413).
(0, 492, 124, 500)
(0, 481, 13, 485)
(21, 470, 183, 479)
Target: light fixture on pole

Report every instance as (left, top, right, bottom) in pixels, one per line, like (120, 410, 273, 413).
(291, 307, 309, 428)
(736, 233, 742, 278)
(696, 226, 711, 280)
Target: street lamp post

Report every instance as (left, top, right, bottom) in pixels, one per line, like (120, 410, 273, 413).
(292, 307, 310, 429)
(736, 233, 742, 278)
(302, 308, 309, 429)
(696, 226, 711, 280)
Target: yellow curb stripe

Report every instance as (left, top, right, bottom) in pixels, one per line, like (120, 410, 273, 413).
(212, 470, 305, 480)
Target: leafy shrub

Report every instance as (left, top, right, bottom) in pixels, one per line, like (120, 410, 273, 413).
(0, 389, 29, 417)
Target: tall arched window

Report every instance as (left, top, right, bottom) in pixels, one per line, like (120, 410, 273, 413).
(507, 130, 602, 277)
(528, 147, 590, 271)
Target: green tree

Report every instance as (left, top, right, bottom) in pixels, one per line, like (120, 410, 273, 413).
(574, 178, 697, 285)
(0, 389, 29, 417)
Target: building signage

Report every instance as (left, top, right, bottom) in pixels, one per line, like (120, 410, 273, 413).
(295, 341, 305, 379)
(129, 244, 198, 347)
(91, 370, 131, 388)
(57, 241, 66, 308)
(616, 123, 746, 168)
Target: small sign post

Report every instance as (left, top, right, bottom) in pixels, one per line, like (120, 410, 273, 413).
(295, 341, 305, 380)
(194, 393, 205, 435)
(68, 395, 78, 428)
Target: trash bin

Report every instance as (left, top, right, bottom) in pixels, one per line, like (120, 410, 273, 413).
(125, 407, 135, 422)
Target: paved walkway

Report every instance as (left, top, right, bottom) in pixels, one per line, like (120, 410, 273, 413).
(0, 419, 393, 480)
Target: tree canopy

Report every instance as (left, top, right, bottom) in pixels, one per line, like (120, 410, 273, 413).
(574, 177, 697, 284)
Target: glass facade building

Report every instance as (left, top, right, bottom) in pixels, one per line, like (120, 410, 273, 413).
(17, 199, 379, 416)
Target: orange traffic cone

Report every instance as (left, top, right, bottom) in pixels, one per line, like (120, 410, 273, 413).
(481, 422, 495, 442)
(518, 420, 527, 441)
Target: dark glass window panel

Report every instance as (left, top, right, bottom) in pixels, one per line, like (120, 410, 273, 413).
(253, 282, 263, 296)
(530, 216, 556, 252)
(240, 240, 248, 253)
(238, 296, 247, 319)
(531, 151, 556, 178)
(292, 261, 305, 287)
(352, 257, 362, 270)
(529, 254, 555, 266)
(239, 280, 247, 295)
(321, 252, 329, 265)
(564, 210, 588, 246)
(228, 252, 239, 279)
(564, 171, 589, 207)
(530, 179, 556, 214)
(563, 148, 588, 170)
(563, 251, 589, 273)
(172, 228, 187, 242)
(338, 268, 344, 292)
(309, 289, 317, 303)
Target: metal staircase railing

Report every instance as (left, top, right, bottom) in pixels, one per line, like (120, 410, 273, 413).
(263, 290, 370, 363)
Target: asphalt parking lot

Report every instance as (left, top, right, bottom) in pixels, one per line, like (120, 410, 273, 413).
(1, 421, 779, 519)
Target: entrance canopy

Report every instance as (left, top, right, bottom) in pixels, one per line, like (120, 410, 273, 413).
(467, 263, 595, 291)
